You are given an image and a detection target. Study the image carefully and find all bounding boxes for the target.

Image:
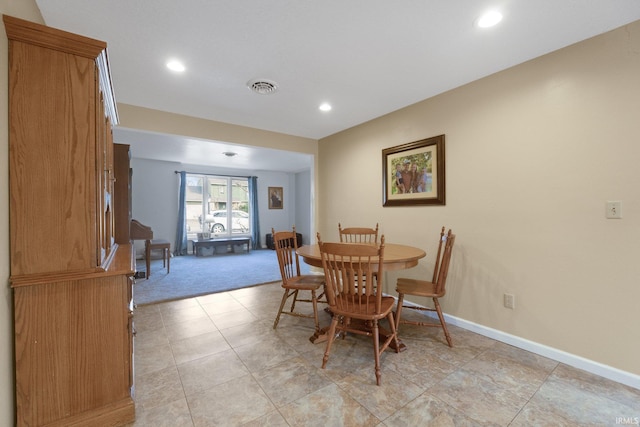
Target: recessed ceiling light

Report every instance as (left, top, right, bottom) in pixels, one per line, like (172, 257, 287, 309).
(319, 103, 332, 112)
(477, 11, 503, 28)
(166, 60, 186, 72)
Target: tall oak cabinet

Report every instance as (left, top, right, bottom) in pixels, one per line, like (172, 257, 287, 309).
(4, 15, 135, 426)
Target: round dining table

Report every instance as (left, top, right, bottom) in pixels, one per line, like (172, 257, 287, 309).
(296, 243, 426, 271)
(296, 242, 426, 349)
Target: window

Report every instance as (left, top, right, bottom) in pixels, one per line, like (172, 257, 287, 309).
(185, 174, 250, 238)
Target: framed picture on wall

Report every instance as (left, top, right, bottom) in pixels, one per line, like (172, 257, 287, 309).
(268, 186, 283, 209)
(382, 134, 445, 206)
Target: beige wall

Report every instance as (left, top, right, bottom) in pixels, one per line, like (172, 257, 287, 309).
(1, 1, 44, 425)
(117, 103, 319, 155)
(318, 21, 640, 377)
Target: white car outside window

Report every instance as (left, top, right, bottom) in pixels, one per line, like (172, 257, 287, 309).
(202, 210, 249, 233)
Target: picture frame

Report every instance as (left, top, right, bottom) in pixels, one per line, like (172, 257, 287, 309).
(382, 134, 445, 207)
(268, 186, 283, 209)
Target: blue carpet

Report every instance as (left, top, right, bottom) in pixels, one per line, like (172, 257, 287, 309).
(134, 249, 311, 305)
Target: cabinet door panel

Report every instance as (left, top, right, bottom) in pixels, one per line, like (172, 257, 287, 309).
(14, 276, 131, 426)
(9, 42, 97, 276)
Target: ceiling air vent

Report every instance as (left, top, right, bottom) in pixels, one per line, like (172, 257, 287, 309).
(247, 78, 279, 95)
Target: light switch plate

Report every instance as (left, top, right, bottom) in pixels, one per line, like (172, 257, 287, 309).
(606, 201, 622, 219)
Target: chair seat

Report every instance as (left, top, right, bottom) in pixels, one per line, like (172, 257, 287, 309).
(396, 277, 442, 297)
(283, 274, 325, 290)
(331, 295, 395, 320)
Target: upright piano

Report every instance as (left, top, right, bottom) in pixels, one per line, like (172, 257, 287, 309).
(130, 219, 153, 241)
(130, 219, 152, 279)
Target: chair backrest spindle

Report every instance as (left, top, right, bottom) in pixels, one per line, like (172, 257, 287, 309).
(434, 229, 455, 294)
(272, 226, 302, 283)
(338, 223, 379, 244)
(318, 234, 385, 316)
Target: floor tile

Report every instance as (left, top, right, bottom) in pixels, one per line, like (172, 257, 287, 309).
(382, 342, 458, 389)
(252, 355, 333, 407)
(550, 363, 640, 408)
(134, 342, 176, 377)
(187, 375, 275, 426)
(129, 397, 194, 427)
(129, 282, 638, 426)
(512, 368, 640, 426)
(177, 349, 249, 396)
(209, 307, 258, 329)
(134, 366, 185, 411)
(459, 341, 558, 400)
(335, 367, 425, 420)
(278, 384, 380, 427)
(134, 326, 170, 351)
(164, 316, 217, 342)
(234, 336, 299, 372)
(160, 304, 209, 326)
(170, 330, 231, 365)
(241, 410, 290, 426)
(218, 319, 276, 348)
(383, 392, 498, 426)
(428, 369, 529, 425)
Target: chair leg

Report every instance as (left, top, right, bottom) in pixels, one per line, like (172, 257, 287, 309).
(273, 288, 290, 329)
(433, 297, 453, 347)
(372, 319, 381, 386)
(395, 293, 405, 330)
(311, 289, 320, 332)
(322, 317, 339, 369)
(289, 289, 299, 313)
(387, 312, 400, 354)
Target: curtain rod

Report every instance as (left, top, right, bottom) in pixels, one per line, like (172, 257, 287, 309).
(174, 170, 255, 179)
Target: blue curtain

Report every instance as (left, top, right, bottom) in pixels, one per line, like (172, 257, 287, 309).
(249, 176, 260, 249)
(175, 171, 188, 256)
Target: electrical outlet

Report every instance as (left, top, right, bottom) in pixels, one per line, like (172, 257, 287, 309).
(504, 293, 515, 309)
(606, 201, 622, 219)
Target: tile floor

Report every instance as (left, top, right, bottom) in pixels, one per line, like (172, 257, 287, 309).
(127, 282, 639, 426)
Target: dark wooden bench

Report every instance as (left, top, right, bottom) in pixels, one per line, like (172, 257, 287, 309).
(193, 237, 251, 257)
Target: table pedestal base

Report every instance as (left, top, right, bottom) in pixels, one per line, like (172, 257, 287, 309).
(308, 318, 407, 352)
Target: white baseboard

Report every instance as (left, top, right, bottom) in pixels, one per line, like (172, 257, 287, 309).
(398, 301, 640, 390)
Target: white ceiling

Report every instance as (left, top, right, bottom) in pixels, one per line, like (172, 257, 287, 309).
(36, 0, 640, 171)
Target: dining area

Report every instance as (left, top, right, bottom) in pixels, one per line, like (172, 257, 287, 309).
(270, 223, 456, 386)
(128, 223, 636, 426)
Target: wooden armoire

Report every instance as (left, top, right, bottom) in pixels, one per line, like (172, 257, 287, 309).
(4, 15, 135, 426)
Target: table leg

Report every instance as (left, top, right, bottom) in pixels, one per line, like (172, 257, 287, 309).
(309, 327, 330, 344)
(145, 239, 151, 279)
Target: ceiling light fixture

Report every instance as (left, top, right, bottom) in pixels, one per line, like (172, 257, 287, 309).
(247, 78, 279, 95)
(319, 103, 332, 112)
(477, 11, 503, 28)
(222, 151, 237, 157)
(166, 60, 186, 72)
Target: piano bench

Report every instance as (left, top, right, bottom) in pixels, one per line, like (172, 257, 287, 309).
(145, 239, 171, 279)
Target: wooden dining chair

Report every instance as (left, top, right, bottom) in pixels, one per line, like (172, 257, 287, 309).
(395, 227, 456, 347)
(318, 233, 399, 386)
(272, 227, 325, 332)
(338, 223, 379, 244)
